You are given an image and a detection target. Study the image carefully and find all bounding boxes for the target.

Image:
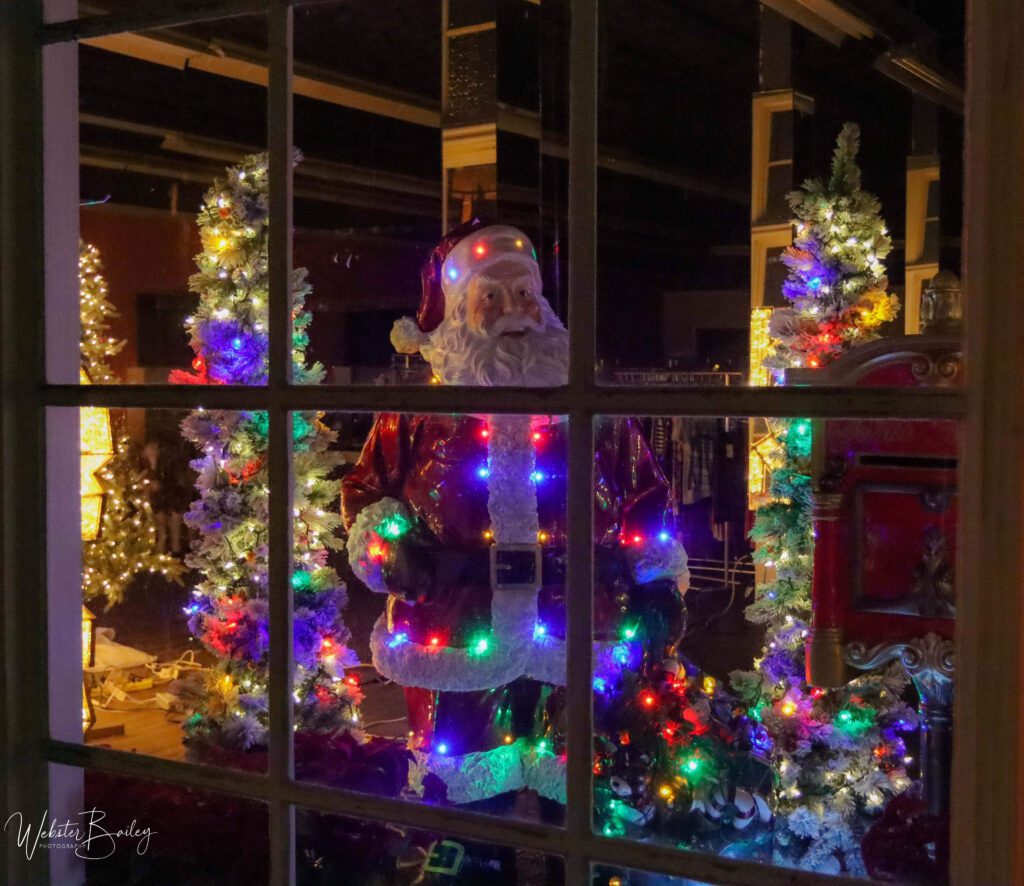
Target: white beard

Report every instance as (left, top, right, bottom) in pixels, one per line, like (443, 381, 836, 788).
(420, 297, 569, 387)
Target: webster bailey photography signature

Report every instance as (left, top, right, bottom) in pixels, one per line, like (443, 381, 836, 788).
(4, 808, 154, 861)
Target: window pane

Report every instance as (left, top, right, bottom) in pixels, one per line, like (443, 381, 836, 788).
(57, 766, 269, 885)
(296, 806, 564, 884)
(293, 411, 567, 827)
(77, 13, 268, 386)
(289, 0, 570, 386)
(595, 2, 964, 389)
(592, 413, 956, 882)
(61, 407, 278, 774)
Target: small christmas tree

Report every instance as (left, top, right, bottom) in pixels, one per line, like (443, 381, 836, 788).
(80, 241, 184, 609)
(734, 126, 914, 875)
(765, 123, 900, 371)
(172, 153, 360, 751)
(80, 241, 123, 385)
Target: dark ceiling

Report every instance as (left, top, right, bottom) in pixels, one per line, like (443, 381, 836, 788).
(77, 0, 964, 366)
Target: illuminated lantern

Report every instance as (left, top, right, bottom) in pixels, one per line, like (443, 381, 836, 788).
(82, 605, 96, 729)
(79, 368, 114, 541)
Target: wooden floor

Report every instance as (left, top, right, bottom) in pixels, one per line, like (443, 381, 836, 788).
(84, 671, 410, 759)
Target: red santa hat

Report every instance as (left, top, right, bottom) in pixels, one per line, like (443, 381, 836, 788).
(391, 219, 540, 355)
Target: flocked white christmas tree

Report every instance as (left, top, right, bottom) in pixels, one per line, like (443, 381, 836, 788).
(172, 153, 361, 750)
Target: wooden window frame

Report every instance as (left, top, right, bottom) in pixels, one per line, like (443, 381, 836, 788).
(1, 1, 1020, 884)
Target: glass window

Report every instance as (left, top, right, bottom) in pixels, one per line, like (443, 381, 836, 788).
(12, 0, 1016, 885)
(596, 1, 964, 389)
(297, 807, 565, 884)
(295, 410, 568, 826)
(592, 415, 957, 880)
(77, 14, 269, 386)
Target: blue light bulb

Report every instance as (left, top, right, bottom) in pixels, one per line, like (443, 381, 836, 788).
(477, 466, 490, 479)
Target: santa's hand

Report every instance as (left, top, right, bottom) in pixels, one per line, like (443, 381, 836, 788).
(379, 530, 435, 601)
(346, 497, 434, 599)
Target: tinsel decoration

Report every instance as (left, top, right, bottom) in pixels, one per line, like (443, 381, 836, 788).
(172, 153, 360, 751)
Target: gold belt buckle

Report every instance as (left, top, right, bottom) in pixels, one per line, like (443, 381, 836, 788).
(489, 543, 542, 592)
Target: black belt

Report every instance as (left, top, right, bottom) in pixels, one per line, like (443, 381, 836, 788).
(430, 547, 563, 587)
(426, 545, 630, 589)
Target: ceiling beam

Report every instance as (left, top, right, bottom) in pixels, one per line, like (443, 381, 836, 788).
(82, 31, 442, 128)
(759, 0, 874, 46)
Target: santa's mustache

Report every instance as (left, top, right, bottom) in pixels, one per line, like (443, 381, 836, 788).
(485, 312, 545, 338)
(420, 299, 569, 388)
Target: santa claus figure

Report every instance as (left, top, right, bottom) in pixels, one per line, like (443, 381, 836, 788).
(342, 220, 688, 817)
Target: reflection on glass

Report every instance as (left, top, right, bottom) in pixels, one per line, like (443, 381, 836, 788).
(296, 807, 564, 885)
(82, 772, 268, 886)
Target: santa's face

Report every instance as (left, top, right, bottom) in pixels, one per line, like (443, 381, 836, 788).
(465, 261, 544, 337)
(420, 258, 569, 387)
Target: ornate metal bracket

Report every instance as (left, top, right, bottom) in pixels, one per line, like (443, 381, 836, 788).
(845, 632, 954, 704)
(845, 632, 954, 815)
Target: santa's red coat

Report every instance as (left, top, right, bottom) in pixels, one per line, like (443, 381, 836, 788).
(342, 413, 676, 645)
